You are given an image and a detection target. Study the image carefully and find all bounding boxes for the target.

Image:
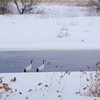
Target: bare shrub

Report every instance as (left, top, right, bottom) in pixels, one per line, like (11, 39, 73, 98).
(87, 0, 100, 12)
(0, 0, 12, 14)
(13, 0, 41, 14)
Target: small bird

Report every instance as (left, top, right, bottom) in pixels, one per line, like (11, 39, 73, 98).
(36, 60, 45, 72)
(24, 60, 33, 72)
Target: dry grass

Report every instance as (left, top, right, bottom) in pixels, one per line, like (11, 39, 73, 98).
(34, 71, 70, 93)
(9, 0, 100, 5)
(27, 68, 70, 99)
(0, 77, 17, 99)
(77, 62, 100, 97)
(32, 0, 99, 4)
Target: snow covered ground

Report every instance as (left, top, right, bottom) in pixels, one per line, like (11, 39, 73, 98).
(0, 3, 100, 50)
(0, 3, 100, 100)
(0, 72, 100, 100)
(0, 16, 100, 50)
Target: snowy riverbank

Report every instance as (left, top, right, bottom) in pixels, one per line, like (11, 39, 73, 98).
(0, 72, 100, 100)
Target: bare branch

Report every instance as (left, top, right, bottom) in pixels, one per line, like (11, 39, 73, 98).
(13, 0, 41, 14)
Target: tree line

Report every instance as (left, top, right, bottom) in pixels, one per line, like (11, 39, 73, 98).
(0, 0, 100, 14)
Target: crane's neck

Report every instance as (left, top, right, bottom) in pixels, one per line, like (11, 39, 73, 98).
(43, 60, 45, 64)
(30, 60, 33, 64)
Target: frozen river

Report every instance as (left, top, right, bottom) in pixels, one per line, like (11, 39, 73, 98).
(0, 50, 100, 73)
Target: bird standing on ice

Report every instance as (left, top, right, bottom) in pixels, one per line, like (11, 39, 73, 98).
(24, 60, 33, 72)
(36, 60, 45, 72)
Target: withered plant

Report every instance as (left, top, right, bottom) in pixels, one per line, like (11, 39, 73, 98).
(77, 62, 100, 97)
(35, 71, 70, 93)
(28, 70, 70, 99)
(0, 77, 17, 100)
(0, 0, 12, 14)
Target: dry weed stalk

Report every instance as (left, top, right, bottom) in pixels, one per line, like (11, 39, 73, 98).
(47, 62, 51, 66)
(78, 62, 100, 97)
(34, 71, 70, 93)
(28, 89, 33, 92)
(0, 77, 17, 99)
(11, 77, 17, 82)
(28, 71, 70, 99)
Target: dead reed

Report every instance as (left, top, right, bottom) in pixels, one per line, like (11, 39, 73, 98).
(0, 77, 17, 99)
(77, 62, 100, 97)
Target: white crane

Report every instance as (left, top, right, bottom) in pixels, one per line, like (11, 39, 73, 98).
(24, 60, 33, 72)
(36, 60, 45, 72)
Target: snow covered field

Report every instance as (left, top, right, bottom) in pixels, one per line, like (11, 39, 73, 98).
(0, 4, 100, 50)
(0, 3, 100, 100)
(0, 16, 100, 50)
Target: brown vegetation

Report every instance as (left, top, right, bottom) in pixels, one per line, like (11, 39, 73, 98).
(78, 62, 100, 97)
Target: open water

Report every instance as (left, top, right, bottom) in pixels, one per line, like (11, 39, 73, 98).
(0, 50, 100, 73)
